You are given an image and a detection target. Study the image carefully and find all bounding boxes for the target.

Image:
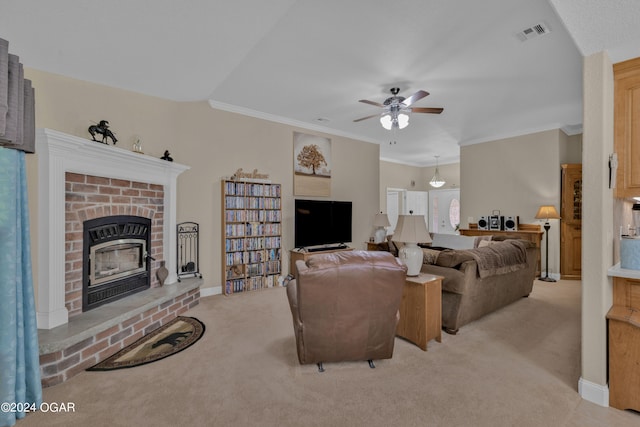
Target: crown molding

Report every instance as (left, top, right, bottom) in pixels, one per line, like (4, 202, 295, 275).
(208, 99, 381, 145)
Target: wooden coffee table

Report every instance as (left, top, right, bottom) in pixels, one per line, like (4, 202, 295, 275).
(396, 273, 443, 351)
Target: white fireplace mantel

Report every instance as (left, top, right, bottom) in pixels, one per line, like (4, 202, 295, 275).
(36, 128, 190, 329)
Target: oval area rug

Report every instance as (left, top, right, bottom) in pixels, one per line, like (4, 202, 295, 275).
(87, 316, 205, 371)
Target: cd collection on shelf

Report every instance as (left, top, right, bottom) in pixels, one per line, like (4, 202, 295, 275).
(222, 180, 282, 295)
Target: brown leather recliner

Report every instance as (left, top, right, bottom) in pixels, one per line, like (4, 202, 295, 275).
(286, 250, 407, 371)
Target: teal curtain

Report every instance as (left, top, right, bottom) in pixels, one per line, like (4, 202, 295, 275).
(0, 147, 42, 427)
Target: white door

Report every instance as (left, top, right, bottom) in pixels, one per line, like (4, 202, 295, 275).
(386, 189, 403, 235)
(406, 190, 429, 229)
(406, 191, 428, 216)
(428, 189, 461, 235)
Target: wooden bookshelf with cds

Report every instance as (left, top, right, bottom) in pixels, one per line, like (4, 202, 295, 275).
(222, 180, 282, 295)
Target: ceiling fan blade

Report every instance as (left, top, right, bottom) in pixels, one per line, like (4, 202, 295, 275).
(359, 99, 385, 107)
(353, 114, 379, 122)
(401, 90, 429, 107)
(411, 107, 444, 114)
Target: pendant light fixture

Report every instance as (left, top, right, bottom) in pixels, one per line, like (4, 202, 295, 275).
(429, 155, 445, 188)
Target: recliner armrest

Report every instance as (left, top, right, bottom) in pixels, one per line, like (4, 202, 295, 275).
(295, 260, 309, 278)
(286, 279, 299, 318)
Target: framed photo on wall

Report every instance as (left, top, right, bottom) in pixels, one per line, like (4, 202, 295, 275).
(293, 132, 331, 196)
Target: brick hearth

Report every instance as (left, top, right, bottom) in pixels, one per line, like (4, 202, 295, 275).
(38, 280, 201, 387)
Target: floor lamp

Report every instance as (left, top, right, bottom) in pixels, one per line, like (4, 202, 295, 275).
(535, 205, 561, 282)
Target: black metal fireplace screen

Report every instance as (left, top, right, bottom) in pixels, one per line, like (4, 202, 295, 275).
(177, 222, 202, 281)
(83, 215, 152, 311)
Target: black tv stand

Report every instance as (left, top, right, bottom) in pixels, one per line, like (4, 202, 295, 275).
(305, 244, 347, 253)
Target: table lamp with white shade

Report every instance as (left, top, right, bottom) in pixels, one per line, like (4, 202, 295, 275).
(394, 213, 432, 276)
(372, 212, 391, 243)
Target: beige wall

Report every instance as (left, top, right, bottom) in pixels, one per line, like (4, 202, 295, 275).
(581, 51, 614, 401)
(460, 129, 570, 275)
(25, 69, 380, 295)
(561, 133, 583, 164)
(379, 160, 460, 212)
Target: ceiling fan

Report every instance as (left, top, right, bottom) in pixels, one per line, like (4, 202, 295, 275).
(353, 87, 443, 130)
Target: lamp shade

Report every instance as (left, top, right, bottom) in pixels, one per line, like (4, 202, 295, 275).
(373, 213, 391, 227)
(535, 205, 560, 220)
(394, 215, 431, 244)
(380, 113, 393, 130)
(397, 112, 409, 129)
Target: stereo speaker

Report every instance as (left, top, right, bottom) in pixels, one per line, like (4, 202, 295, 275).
(504, 216, 518, 231)
(489, 215, 503, 231)
(478, 216, 489, 230)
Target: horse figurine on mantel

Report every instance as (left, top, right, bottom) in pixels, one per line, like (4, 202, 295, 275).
(88, 120, 118, 145)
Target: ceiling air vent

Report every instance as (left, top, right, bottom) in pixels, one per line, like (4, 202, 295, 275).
(515, 22, 551, 42)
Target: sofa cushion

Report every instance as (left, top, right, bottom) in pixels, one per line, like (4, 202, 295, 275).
(474, 235, 493, 247)
(435, 249, 475, 268)
(420, 263, 467, 294)
(422, 248, 441, 265)
(478, 239, 495, 247)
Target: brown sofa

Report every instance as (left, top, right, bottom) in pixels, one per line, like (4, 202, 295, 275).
(419, 239, 537, 334)
(286, 250, 406, 371)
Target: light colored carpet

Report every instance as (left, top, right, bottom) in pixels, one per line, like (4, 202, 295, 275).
(18, 280, 640, 427)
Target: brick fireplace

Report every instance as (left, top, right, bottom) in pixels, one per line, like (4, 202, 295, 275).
(36, 128, 190, 328)
(66, 173, 163, 316)
(35, 129, 201, 386)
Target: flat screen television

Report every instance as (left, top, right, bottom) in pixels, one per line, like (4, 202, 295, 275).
(294, 199, 352, 249)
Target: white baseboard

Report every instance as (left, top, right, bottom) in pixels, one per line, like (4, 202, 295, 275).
(200, 286, 222, 297)
(579, 377, 609, 407)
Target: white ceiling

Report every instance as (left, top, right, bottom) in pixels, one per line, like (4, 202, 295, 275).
(0, 1, 638, 166)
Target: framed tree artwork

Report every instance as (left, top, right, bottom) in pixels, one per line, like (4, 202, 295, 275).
(293, 132, 331, 196)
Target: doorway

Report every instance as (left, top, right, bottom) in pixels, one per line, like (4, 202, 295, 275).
(386, 189, 429, 235)
(428, 189, 461, 235)
(387, 188, 460, 235)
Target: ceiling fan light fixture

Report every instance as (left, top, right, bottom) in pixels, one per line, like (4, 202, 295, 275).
(354, 88, 442, 131)
(397, 112, 409, 129)
(379, 111, 409, 130)
(380, 113, 393, 130)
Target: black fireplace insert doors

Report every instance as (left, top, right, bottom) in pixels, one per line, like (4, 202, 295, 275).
(82, 215, 152, 311)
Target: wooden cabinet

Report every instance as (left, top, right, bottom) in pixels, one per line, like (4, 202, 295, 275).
(222, 180, 282, 295)
(459, 226, 543, 276)
(560, 164, 582, 279)
(614, 57, 640, 198)
(396, 273, 442, 351)
(607, 277, 640, 411)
